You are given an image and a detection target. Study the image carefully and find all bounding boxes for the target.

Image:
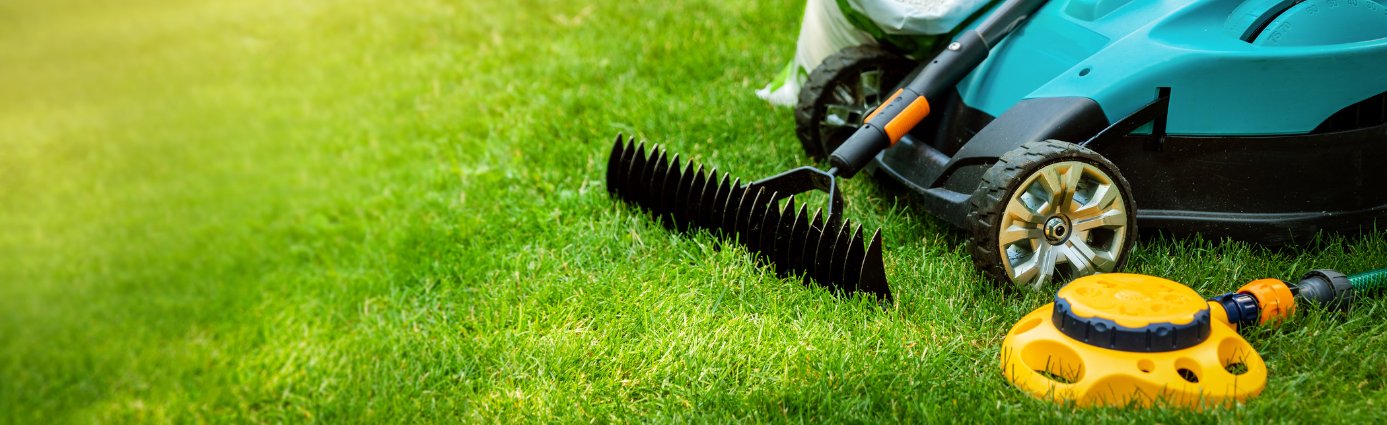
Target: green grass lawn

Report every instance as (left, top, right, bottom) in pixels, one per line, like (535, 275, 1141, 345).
(2, 0, 1386, 422)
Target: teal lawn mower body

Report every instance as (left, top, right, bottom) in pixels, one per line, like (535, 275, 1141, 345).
(794, 0, 1387, 288)
(957, 0, 1387, 135)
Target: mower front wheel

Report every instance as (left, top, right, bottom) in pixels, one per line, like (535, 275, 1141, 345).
(966, 140, 1138, 290)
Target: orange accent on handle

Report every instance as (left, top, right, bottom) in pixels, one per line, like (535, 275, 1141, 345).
(863, 88, 903, 124)
(883, 96, 931, 145)
(1239, 279, 1296, 325)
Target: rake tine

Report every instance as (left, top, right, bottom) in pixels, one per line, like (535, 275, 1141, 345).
(824, 206, 843, 232)
(710, 173, 732, 234)
(622, 140, 648, 204)
(755, 193, 780, 262)
(658, 154, 683, 225)
(774, 198, 799, 276)
(720, 178, 744, 236)
(686, 166, 710, 230)
(799, 209, 825, 285)
(828, 222, 854, 292)
(860, 229, 892, 303)
(695, 171, 714, 231)
(642, 148, 667, 213)
(782, 204, 809, 277)
(632, 144, 652, 205)
(842, 226, 866, 293)
(815, 218, 845, 290)
(700, 170, 717, 231)
(678, 163, 704, 231)
(720, 177, 742, 235)
(605, 134, 626, 197)
(646, 147, 668, 218)
(612, 137, 639, 201)
(743, 188, 770, 255)
(732, 186, 756, 245)
(699, 171, 721, 231)
(728, 185, 755, 246)
(643, 145, 662, 209)
(790, 216, 806, 277)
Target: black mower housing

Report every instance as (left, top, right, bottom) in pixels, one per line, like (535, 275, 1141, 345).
(873, 90, 1387, 245)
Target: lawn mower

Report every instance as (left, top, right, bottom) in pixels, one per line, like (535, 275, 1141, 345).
(607, 0, 1387, 297)
(1000, 266, 1387, 407)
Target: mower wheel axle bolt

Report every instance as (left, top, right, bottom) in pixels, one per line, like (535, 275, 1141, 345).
(1044, 216, 1070, 243)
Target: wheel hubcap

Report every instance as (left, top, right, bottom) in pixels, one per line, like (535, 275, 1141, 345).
(999, 161, 1130, 289)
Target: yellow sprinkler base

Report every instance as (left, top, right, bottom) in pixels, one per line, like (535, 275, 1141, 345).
(1000, 273, 1266, 408)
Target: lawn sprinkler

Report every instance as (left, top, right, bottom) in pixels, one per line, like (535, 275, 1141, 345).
(1000, 267, 1387, 407)
(606, 0, 1387, 296)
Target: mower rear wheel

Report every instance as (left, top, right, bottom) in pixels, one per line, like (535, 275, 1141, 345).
(966, 140, 1138, 290)
(794, 45, 915, 160)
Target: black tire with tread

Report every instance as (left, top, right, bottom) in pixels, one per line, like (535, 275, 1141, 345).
(965, 140, 1139, 289)
(794, 45, 914, 160)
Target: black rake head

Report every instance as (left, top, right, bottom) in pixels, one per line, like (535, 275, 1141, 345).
(605, 133, 892, 302)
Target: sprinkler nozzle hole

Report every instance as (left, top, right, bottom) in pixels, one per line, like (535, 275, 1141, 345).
(1175, 357, 1203, 383)
(1224, 362, 1249, 375)
(1011, 317, 1043, 336)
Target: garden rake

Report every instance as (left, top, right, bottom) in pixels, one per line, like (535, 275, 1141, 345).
(605, 134, 892, 302)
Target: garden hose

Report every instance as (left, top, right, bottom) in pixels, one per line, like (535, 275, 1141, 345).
(1001, 267, 1386, 408)
(1349, 268, 1387, 293)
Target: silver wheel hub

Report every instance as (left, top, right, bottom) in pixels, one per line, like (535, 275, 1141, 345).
(999, 161, 1130, 289)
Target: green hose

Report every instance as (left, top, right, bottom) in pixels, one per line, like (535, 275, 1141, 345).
(1348, 268, 1387, 294)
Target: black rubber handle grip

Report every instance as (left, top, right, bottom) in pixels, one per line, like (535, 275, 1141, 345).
(829, 123, 891, 178)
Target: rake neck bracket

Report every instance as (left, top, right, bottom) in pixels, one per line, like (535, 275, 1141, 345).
(747, 166, 844, 218)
